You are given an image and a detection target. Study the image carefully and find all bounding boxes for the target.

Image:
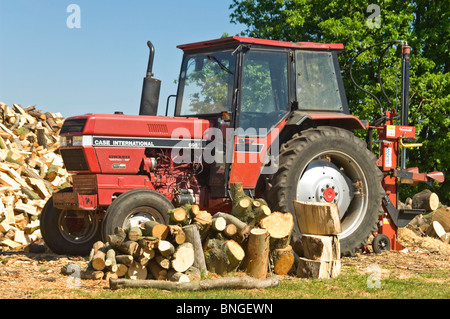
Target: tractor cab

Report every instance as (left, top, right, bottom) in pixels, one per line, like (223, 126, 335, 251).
(173, 36, 351, 128)
(169, 37, 364, 197)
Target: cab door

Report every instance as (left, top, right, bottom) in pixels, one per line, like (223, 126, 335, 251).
(228, 48, 291, 189)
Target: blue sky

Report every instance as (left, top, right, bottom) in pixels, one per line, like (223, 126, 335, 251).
(0, 1, 245, 117)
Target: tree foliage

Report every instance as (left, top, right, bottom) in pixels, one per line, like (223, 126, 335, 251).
(229, 0, 449, 203)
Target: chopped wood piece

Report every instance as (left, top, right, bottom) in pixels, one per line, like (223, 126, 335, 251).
(147, 260, 168, 280)
(167, 207, 189, 225)
(271, 245, 295, 275)
(142, 220, 169, 240)
(183, 224, 207, 273)
(171, 242, 195, 273)
(211, 216, 226, 232)
(296, 257, 341, 279)
(127, 262, 148, 280)
(168, 225, 186, 244)
(115, 255, 134, 267)
(91, 241, 106, 271)
(412, 189, 439, 212)
(293, 201, 341, 235)
(204, 238, 245, 275)
(127, 226, 142, 241)
(301, 234, 340, 261)
(158, 240, 175, 258)
(260, 211, 294, 239)
(223, 223, 237, 238)
(244, 228, 270, 279)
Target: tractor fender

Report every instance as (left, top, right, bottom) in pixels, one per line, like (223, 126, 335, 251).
(285, 111, 368, 130)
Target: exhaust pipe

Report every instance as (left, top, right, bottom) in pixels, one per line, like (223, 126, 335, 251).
(139, 41, 161, 116)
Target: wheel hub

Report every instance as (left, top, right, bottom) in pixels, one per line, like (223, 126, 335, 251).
(323, 187, 336, 202)
(297, 159, 354, 219)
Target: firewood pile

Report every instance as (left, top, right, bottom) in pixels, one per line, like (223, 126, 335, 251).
(403, 190, 450, 245)
(0, 102, 71, 251)
(69, 182, 296, 286)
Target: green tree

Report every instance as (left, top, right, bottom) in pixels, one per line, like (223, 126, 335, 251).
(230, 0, 449, 204)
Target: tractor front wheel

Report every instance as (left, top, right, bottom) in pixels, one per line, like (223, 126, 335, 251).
(40, 188, 101, 255)
(268, 126, 384, 256)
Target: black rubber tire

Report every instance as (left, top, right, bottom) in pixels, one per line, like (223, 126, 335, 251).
(101, 189, 172, 241)
(372, 234, 391, 253)
(267, 126, 384, 256)
(39, 188, 101, 255)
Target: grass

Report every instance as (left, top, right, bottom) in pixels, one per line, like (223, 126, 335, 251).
(32, 265, 450, 299)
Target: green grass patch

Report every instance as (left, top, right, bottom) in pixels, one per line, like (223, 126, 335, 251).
(33, 265, 450, 299)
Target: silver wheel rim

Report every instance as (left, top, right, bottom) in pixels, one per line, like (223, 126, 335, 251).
(296, 150, 369, 240)
(58, 210, 99, 244)
(121, 206, 165, 229)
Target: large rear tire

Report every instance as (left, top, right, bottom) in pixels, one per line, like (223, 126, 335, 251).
(267, 126, 384, 256)
(101, 189, 172, 241)
(40, 188, 101, 255)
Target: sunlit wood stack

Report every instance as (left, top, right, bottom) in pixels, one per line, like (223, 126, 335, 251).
(70, 182, 295, 287)
(293, 200, 342, 279)
(0, 102, 71, 251)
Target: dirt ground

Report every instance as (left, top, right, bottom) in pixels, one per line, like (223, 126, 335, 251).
(0, 227, 449, 299)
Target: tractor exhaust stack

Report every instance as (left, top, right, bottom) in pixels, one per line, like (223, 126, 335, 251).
(139, 40, 161, 116)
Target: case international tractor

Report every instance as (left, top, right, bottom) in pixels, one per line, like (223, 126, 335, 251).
(39, 37, 444, 256)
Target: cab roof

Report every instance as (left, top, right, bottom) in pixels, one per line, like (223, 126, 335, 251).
(177, 36, 344, 51)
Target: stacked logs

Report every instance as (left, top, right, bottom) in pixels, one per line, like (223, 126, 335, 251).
(71, 223, 202, 282)
(68, 182, 295, 283)
(293, 200, 342, 279)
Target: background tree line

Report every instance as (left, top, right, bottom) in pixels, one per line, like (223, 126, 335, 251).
(229, 0, 449, 204)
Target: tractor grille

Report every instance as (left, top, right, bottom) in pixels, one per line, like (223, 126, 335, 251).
(60, 149, 89, 171)
(147, 123, 168, 135)
(72, 175, 97, 194)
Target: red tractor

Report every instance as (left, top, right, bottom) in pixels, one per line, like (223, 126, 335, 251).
(39, 37, 443, 256)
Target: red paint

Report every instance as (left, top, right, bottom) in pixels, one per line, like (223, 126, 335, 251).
(65, 113, 211, 139)
(177, 36, 344, 51)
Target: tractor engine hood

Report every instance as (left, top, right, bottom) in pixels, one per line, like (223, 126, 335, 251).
(60, 113, 212, 142)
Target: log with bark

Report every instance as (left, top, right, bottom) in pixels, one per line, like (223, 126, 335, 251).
(296, 258, 341, 279)
(301, 234, 340, 261)
(271, 245, 295, 275)
(204, 238, 245, 275)
(167, 207, 191, 225)
(229, 183, 271, 225)
(243, 228, 270, 279)
(109, 275, 279, 291)
(183, 224, 207, 273)
(91, 241, 106, 271)
(142, 220, 169, 240)
(212, 212, 252, 242)
(412, 189, 439, 212)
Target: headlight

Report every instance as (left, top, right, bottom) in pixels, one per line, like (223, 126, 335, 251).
(72, 136, 84, 146)
(59, 135, 92, 147)
(60, 136, 68, 147)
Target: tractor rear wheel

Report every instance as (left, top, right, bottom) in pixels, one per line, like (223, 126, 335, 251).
(268, 126, 384, 256)
(101, 189, 172, 241)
